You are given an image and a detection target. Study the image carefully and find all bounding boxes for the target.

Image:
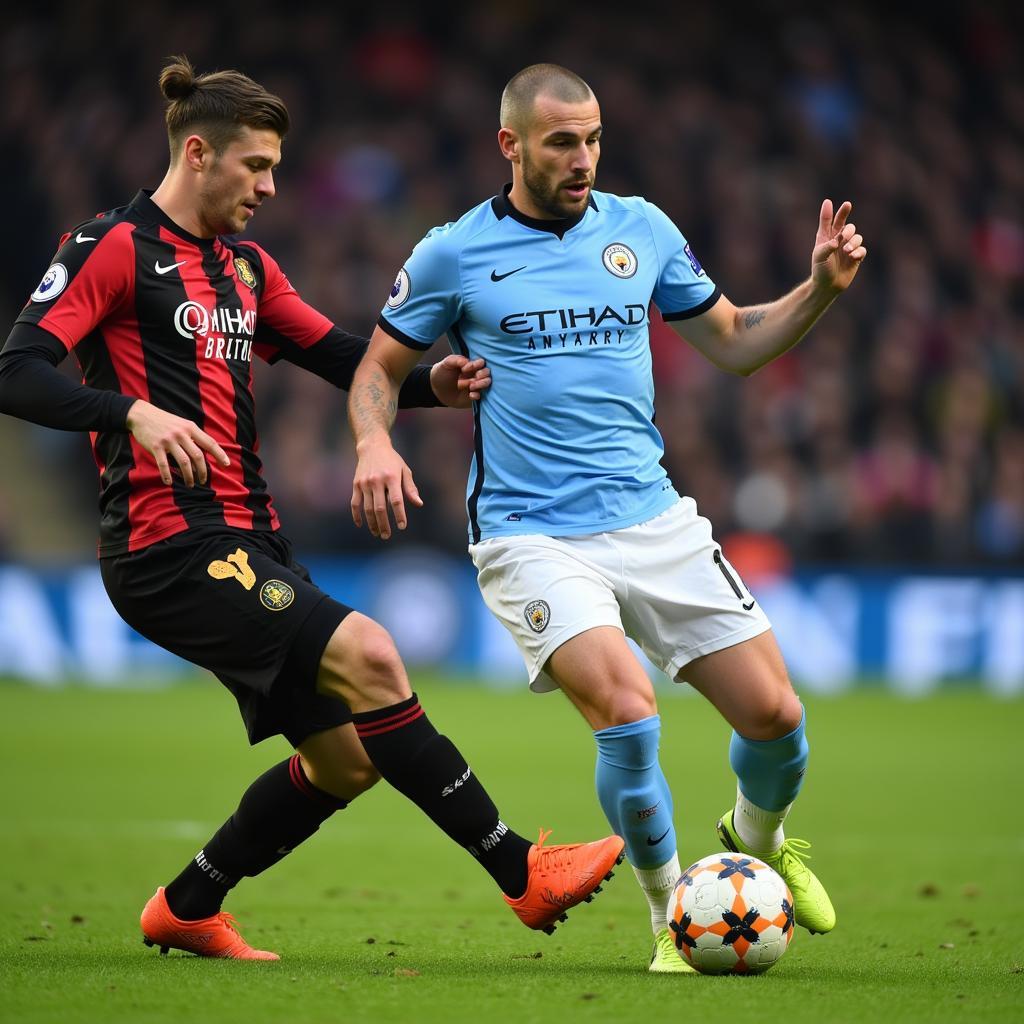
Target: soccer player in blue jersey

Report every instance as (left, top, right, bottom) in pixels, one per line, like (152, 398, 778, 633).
(348, 63, 866, 973)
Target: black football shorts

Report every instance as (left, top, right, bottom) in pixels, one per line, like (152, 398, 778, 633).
(101, 527, 354, 746)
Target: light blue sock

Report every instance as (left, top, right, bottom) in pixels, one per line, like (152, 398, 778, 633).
(728, 708, 808, 812)
(594, 716, 676, 870)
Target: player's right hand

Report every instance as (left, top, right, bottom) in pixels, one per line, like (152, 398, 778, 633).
(351, 439, 423, 540)
(125, 399, 231, 487)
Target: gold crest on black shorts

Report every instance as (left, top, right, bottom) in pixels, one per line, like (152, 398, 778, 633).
(207, 548, 256, 590)
(260, 579, 294, 611)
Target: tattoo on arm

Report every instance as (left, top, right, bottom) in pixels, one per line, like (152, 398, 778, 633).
(743, 309, 767, 330)
(351, 367, 397, 436)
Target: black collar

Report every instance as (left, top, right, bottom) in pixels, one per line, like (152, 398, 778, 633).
(490, 183, 597, 239)
(130, 189, 218, 250)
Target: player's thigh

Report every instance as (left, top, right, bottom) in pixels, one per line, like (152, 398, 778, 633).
(101, 531, 357, 746)
(471, 534, 655, 727)
(470, 533, 623, 693)
(101, 531, 349, 697)
(297, 723, 381, 801)
(545, 625, 658, 730)
(679, 629, 802, 739)
(316, 612, 411, 714)
(615, 499, 773, 682)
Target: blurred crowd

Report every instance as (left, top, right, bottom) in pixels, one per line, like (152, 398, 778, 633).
(1, 0, 1022, 566)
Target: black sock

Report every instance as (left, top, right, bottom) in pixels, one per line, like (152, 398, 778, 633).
(353, 693, 531, 897)
(164, 755, 347, 920)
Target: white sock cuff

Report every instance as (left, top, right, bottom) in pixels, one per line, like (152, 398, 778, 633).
(733, 785, 790, 855)
(633, 852, 682, 891)
(735, 784, 791, 828)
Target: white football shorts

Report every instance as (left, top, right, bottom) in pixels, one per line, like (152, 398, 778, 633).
(469, 497, 772, 692)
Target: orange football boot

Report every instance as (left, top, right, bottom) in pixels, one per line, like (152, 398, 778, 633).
(504, 829, 625, 934)
(140, 887, 279, 960)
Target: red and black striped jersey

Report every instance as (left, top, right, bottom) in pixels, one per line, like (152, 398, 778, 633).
(12, 190, 430, 557)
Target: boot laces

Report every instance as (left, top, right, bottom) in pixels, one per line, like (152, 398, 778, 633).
(534, 828, 571, 875)
(772, 837, 813, 882)
(655, 928, 676, 957)
(215, 911, 241, 932)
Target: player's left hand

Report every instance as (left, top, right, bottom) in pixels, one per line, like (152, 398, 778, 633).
(430, 354, 491, 408)
(351, 438, 422, 540)
(811, 199, 867, 293)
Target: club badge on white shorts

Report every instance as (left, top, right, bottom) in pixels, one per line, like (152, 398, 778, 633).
(524, 600, 550, 633)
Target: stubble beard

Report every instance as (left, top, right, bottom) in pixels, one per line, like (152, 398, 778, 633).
(198, 170, 244, 236)
(521, 150, 589, 220)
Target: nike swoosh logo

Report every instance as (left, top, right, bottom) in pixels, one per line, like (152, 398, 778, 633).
(742, 600, 755, 610)
(75, 233, 97, 243)
(155, 260, 187, 275)
(646, 827, 671, 846)
(490, 266, 526, 282)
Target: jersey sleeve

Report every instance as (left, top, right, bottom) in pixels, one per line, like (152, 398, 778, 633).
(0, 323, 135, 432)
(15, 221, 135, 350)
(241, 242, 335, 363)
(642, 201, 721, 321)
(376, 227, 463, 350)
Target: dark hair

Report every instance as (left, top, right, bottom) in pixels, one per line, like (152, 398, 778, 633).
(499, 63, 594, 132)
(159, 54, 290, 154)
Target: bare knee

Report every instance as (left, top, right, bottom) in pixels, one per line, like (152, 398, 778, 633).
(741, 686, 803, 740)
(564, 679, 658, 732)
(602, 691, 658, 729)
(317, 613, 411, 713)
(350, 622, 405, 688)
(547, 626, 659, 732)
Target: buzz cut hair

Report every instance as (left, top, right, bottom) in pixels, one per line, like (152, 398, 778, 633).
(499, 63, 594, 133)
(159, 54, 290, 156)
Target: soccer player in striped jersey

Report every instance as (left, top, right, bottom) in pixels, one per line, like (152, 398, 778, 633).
(349, 63, 866, 973)
(0, 56, 624, 961)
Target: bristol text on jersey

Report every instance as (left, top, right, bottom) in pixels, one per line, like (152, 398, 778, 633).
(174, 301, 256, 362)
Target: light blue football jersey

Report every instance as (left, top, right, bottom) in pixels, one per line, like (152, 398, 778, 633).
(379, 187, 721, 542)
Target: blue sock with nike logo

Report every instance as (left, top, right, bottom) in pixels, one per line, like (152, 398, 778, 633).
(594, 716, 679, 933)
(594, 716, 676, 867)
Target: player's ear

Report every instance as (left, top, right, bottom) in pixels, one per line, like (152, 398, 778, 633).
(181, 134, 209, 172)
(497, 127, 520, 165)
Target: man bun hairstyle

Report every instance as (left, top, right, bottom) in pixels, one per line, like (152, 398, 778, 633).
(500, 63, 594, 133)
(160, 54, 290, 155)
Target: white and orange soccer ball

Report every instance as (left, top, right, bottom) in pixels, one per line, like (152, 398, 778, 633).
(667, 853, 795, 974)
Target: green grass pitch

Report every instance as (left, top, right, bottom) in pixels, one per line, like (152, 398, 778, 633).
(1, 678, 1022, 1024)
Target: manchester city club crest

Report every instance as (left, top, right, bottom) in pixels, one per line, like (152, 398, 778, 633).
(524, 599, 551, 634)
(602, 243, 638, 279)
(260, 579, 295, 611)
(234, 257, 257, 290)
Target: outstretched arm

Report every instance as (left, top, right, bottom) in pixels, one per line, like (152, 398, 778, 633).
(257, 324, 489, 408)
(671, 199, 867, 375)
(0, 324, 229, 486)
